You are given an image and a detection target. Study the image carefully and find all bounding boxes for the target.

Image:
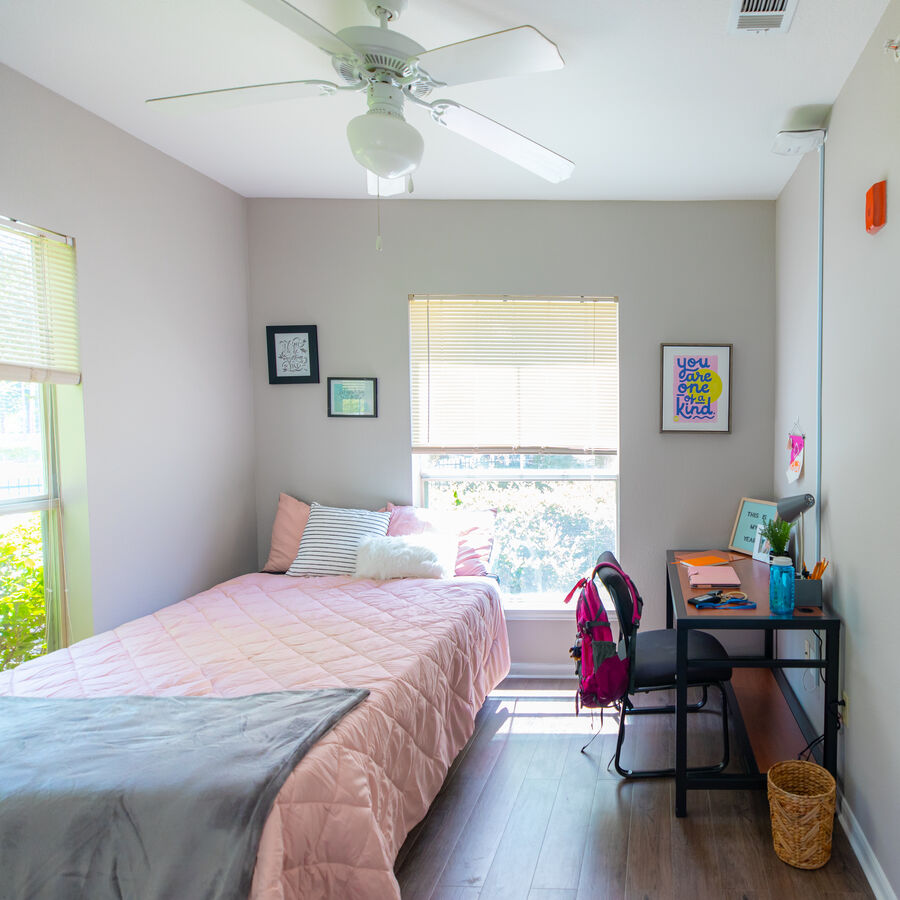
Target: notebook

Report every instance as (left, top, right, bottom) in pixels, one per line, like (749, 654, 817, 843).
(678, 552, 734, 568)
(687, 565, 741, 588)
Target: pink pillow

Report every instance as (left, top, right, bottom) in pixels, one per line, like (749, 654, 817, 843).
(263, 493, 311, 573)
(385, 503, 496, 576)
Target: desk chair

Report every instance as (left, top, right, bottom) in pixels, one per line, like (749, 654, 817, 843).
(594, 551, 732, 778)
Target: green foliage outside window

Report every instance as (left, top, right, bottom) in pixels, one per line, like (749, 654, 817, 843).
(426, 479, 616, 597)
(0, 516, 47, 670)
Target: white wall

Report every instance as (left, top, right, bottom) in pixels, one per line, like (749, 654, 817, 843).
(248, 198, 776, 650)
(0, 64, 258, 636)
(774, 1, 900, 894)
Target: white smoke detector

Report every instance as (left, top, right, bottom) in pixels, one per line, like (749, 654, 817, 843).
(729, 0, 799, 34)
(772, 129, 826, 156)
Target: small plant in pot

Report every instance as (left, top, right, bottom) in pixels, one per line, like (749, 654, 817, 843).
(760, 517, 793, 557)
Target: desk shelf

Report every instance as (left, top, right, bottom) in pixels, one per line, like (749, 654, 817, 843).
(730, 668, 808, 775)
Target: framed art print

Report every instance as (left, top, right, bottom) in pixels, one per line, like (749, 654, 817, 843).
(327, 377, 377, 418)
(660, 343, 732, 433)
(266, 325, 319, 384)
(752, 523, 773, 563)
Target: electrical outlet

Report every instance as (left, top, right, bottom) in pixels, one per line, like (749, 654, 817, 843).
(842, 691, 849, 728)
(804, 640, 811, 659)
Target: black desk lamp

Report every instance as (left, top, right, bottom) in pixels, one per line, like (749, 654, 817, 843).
(777, 493, 815, 575)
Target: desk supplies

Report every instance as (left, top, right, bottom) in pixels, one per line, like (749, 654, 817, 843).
(794, 577, 823, 609)
(688, 564, 741, 588)
(678, 552, 734, 568)
(696, 598, 757, 610)
(810, 559, 828, 580)
(688, 590, 756, 609)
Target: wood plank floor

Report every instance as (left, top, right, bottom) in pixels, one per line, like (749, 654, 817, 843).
(395, 678, 872, 900)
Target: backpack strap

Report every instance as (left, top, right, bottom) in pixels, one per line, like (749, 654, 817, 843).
(563, 578, 586, 605)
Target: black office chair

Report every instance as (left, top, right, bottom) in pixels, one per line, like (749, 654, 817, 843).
(593, 551, 732, 778)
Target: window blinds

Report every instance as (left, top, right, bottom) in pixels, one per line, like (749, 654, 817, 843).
(0, 220, 80, 385)
(409, 295, 619, 453)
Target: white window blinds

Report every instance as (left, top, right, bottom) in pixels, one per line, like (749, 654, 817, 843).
(0, 219, 80, 385)
(409, 295, 618, 452)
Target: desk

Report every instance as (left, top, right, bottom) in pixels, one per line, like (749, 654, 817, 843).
(666, 550, 841, 818)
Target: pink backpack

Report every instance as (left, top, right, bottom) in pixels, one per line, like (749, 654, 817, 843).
(564, 558, 643, 713)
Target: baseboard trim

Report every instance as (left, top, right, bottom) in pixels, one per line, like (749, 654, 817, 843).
(838, 795, 896, 900)
(506, 662, 575, 679)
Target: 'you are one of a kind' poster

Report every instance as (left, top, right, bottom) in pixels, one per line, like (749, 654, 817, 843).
(660, 344, 732, 433)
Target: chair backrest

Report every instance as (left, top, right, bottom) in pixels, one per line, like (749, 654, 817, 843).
(593, 551, 643, 654)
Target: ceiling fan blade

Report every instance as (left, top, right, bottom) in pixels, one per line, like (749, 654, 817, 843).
(242, 0, 359, 59)
(413, 26, 563, 88)
(366, 171, 409, 197)
(430, 101, 574, 183)
(146, 80, 339, 112)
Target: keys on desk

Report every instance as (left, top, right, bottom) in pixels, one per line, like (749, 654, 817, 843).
(695, 598, 757, 609)
(688, 590, 757, 610)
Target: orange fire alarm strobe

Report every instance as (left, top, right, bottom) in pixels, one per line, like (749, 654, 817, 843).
(866, 180, 886, 234)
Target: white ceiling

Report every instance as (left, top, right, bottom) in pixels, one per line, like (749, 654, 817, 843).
(0, 0, 890, 200)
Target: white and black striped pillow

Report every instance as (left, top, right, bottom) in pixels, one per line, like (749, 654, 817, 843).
(287, 503, 391, 576)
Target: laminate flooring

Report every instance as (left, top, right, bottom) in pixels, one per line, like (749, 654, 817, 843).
(395, 678, 872, 900)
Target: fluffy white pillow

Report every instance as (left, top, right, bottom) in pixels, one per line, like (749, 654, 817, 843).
(354, 534, 457, 580)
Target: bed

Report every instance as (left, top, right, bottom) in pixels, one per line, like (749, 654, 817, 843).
(0, 570, 510, 900)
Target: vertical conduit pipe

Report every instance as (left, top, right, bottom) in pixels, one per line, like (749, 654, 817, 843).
(815, 142, 825, 562)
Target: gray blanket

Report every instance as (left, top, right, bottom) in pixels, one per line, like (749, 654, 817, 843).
(0, 688, 368, 900)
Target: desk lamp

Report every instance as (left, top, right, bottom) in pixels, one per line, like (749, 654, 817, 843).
(777, 493, 815, 575)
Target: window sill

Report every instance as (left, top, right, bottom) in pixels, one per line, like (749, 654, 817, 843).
(502, 592, 573, 620)
(501, 592, 619, 623)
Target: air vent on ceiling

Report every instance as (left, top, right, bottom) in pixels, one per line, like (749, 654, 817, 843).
(728, 0, 798, 33)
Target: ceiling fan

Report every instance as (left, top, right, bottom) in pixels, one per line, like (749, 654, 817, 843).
(147, 0, 574, 195)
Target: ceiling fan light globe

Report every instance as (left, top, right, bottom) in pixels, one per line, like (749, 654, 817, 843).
(346, 111, 423, 179)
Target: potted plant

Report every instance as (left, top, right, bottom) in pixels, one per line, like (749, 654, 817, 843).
(760, 517, 793, 557)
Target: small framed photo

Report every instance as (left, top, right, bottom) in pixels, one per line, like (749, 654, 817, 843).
(728, 497, 777, 555)
(328, 377, 377, 418)
(752, 523, 772, 563)
(266, 325, 319, 384)
(660, 343, 732, 433)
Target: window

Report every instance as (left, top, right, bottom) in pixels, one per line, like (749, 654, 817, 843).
(0, 217, 80, 667)
(409, 295, 619, 610)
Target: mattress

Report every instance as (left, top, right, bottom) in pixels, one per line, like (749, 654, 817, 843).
(0, 572, 511, 900)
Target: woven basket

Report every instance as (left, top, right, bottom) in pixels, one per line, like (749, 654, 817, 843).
(767, 760, 836, 869)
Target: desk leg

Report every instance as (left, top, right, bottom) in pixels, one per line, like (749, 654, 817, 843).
(666, 566, 674, 630)
(675, 625, 688, 817)
(823, 624, 840, 776)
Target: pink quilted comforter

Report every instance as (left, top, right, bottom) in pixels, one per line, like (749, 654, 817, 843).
(0, 573, 510, 899)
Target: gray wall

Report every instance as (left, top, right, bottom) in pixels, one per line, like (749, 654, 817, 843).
(249, 198, 776, 638)
(774, 0, 900, 893)
(0, 64, 258, 636)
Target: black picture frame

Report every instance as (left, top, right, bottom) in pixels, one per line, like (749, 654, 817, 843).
(327, 377, 377, 418)
(266, 325, 319, 384)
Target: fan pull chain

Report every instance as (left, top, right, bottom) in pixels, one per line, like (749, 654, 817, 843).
(375, 182, 383, 251)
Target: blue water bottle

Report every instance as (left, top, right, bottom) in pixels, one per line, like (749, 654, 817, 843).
(769, 556, 795, 615)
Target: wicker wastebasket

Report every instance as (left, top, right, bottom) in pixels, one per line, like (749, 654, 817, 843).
(767, 760, 836, 869)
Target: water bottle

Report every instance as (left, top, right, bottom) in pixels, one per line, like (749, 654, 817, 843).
(769, 556, 795, 615)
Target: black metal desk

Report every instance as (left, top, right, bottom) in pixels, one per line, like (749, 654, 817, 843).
(666, 550, 841, 818)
